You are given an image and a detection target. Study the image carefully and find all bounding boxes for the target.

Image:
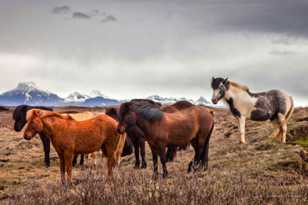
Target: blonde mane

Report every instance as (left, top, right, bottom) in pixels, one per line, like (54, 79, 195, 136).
(229, 81, 251, 93)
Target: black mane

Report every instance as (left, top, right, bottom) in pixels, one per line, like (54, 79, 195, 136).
(13, 105, 53, 132)
(171, 100, 194, 109)
(125, 99, 163, 121)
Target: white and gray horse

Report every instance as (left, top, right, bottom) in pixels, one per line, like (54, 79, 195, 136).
(211, 77, 294, 144)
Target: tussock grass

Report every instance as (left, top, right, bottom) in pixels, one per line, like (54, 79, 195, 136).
(5, 168, 308, 205)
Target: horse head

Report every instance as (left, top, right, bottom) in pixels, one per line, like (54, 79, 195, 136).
(117, 102, 137, 134)
(211, 77, 229, 104)
(23, 109, 44, 140)
(13, 105, 29, 132)
(105, 107, 119, 121)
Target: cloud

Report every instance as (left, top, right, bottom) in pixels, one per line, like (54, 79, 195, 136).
(101, 15, 117, 23)
(72, 12, 91, 19)
(269, 50, 297, 56)
(52, 5, 70, 14)
(217, 0, 308, 38)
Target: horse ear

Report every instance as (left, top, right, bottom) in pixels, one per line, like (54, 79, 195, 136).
(223, 78, 229, 84)
(26, 110, 36, 121)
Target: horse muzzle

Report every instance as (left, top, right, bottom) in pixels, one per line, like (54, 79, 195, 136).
(23, 134, 33, 141)
(211, 98, 219, 104)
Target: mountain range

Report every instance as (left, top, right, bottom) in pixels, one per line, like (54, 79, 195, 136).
(0, 82, 214, 107)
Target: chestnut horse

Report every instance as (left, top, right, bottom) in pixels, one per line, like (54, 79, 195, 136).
(23, 109, 126, 185)
(117, 99, 214, 178)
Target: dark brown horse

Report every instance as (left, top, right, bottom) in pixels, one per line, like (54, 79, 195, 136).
(106, 101, 194, 168)
(117, 99, 214, 178)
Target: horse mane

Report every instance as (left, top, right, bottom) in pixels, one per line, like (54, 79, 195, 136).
(229, 81, 251, 93)
(129, 99, 163, 121)
(41, 111, 73, 120)
(13, 105, 53, 120)
(171, 101, 194, 109)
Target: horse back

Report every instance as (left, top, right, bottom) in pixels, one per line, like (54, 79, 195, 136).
(252, 89, 292, 119)
(161, 108, 205, 144)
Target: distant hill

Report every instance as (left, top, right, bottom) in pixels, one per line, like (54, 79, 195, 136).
(0, 82, 219, 108)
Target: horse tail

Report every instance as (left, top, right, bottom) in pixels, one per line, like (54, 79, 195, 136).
(285, 96, 294, 121)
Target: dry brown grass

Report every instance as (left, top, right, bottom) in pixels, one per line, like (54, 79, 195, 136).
(0, 107, 307, 205)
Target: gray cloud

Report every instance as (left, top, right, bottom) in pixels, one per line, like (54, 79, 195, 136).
(72, 11, 91, 19)
(52, 5, 70, 14)
(216, 0, 308, 38)
(101, 15, 117, 23)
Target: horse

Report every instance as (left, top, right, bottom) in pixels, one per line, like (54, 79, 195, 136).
(13, 105, 94, 167)
(23, 109, 126, 185)
(117, 99, 214, 178)
(211, 77, 294, 144)
(106, 106, 147, 169)
(106, 101, 194, 168)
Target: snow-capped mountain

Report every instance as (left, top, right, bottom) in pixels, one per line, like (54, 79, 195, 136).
(0, 82, 63, 106)
(65, 92, 90, 103)
(0, 82, 217, 108)
(147, 95, 194, 104)
(89, 90, 108, 98)
(146, 95, 224, 108)
(195, 96, 211, 105)
(0, 82, 120, 107)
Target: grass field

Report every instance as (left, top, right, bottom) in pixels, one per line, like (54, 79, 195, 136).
(0, 107, 307, 205)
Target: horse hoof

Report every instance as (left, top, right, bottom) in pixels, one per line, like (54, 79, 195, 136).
(134, 164, 140, 169)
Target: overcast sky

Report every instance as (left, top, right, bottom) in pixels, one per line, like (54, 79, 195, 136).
(1, 0, 308, 105)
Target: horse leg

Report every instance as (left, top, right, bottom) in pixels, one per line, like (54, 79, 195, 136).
(39, 134, 50, 167)
(158, 146, 168, 178)
(140, 138, 147, 169)
(133, 140, 140, 169)
(238, 117, 246, 144)
(278, 113, 287, 143)
(150, 146, 159, 179)
(200, 136, 211, 172)
(59, 154, 66, 185)
(166, 145, 177, 162)
(188, 139, 199, 173)
(270, 120, 281, 139)
(72, 155, 78, 167)
(79, 154, 84, 166)
(64, 152, 74, 186)
(107, 158, 116, 177)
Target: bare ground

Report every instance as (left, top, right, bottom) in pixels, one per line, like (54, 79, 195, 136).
(0, 107, 307, 205)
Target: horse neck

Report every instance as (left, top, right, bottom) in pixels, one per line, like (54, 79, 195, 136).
(40, 116, 69, 139)
(224, 86, 257, 108)
(136, 117, 153, 136)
